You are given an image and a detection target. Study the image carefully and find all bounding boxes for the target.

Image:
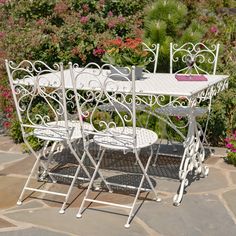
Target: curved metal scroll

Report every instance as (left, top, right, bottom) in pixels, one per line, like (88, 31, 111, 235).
(6, 60, 67, 132)
(170, 42, 220, 75)
(70, 63, 137, 147)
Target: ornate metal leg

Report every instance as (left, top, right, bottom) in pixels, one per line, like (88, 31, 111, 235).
(173, 112, 208, 206)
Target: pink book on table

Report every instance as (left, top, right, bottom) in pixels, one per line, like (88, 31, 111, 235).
(175, 74, 208, 81)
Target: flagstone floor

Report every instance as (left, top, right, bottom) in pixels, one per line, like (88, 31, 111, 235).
(0, 135, 236, 236)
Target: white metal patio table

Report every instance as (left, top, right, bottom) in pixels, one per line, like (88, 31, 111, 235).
(16, 67, 229, 205)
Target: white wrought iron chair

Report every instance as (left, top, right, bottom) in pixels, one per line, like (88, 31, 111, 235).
(70, 62, 161, 228)
(5, 59, 92, 214)
(98, 43, 159, 114)
(153, 42, 220, 165)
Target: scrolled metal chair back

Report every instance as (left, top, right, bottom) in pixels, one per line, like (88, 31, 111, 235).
(5, 60, 68, 133)
(70, 62, 137, 147)
(142, 42, 160, 73)
(170, 42, 220, 75)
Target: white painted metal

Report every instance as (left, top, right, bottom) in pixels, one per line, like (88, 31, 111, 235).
(155, 42, 220, 151)
(5, 59, 92, 214)
(154, 42, 221, 204)
(17, 69, 228, 97)
(13, 62, 229, 207)
(70, 63, 161, 228)
(170, 42, 220, 75)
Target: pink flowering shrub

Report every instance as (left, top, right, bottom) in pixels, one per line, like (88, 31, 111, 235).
(0, 0, 150, 145)
(224, 132, 236, 166)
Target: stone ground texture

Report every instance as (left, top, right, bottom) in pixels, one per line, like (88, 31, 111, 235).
(0, 135, 236, 236)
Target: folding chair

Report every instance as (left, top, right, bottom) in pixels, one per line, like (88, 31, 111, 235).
(98, 43, 160, 128)
(70, 62, 161, 228)
(153, 42, 220, 165)
(5, 59, 91, 213)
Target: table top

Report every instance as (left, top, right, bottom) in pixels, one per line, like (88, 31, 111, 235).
(16, 67, 229, 98)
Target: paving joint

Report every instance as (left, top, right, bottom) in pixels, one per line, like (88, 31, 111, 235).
(1, 135, 236, 236)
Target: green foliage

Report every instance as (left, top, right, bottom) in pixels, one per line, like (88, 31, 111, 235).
(144, 0, 206, 72)
(9, 118, 23, 143)
(224, 152, 236, 166)
(0, 0, 151, 149)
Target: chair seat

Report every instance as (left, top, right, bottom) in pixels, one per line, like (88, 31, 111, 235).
(155, 106, 208, 117)
(34, 120, 93, 141)
(93, 127, 158, 150)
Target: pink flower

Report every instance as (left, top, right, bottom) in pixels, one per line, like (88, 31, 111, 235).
(231, 149, 236, 153)
(54, 2, 68, 14)
(118, 15, 125, 23)
(210, 25, 218, 34)
(93, 48, 105, 57)
(224, 137, 231, 143)
(233, 131, 236, 138)
(3, 121, 10, 129)
(2, 91, 11, 99)
(36, 19, 44, 26)
(0, 32, 5, 38)
(82, 4, 89, 13)
(175, 116, 182, 120)
(80, 16, 89, 24)
(6, 113, 12, 119)
(226, 143, 234, 149)
(4, 106, 13, 113)
(108, 11, 113, 17)
(108, 21, 116, 29)
(0, 0, 7, 4)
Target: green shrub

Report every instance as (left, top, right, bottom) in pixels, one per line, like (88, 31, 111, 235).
(0, 0, 151, 149)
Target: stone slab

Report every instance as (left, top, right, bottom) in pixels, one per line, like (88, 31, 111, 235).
(222, 189, 236, 219)
(0, 176, 41, 209)
(5, 207, 150, 236)
(230, 172, 236, 184)
(138, 194, 236, 236)
(156, 167, 228, 194)
(0, 227, 70, 236)
(0, 153, 26, 167)
(0, 218, 15, 228)
(187, 167, 228, 193)
(0, 138, 23, 153)
(1, 156, 34, 176)
(218, 159, 236, 170)
(6, 200, 44, 212)
(44, 183, 135, 209)
(204, 155, 221, 165)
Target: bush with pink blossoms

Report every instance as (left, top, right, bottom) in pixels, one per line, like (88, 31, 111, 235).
(224, 132, 236, 166)
(0, 0, 151, 147)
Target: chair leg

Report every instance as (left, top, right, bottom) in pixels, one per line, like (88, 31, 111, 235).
(85, 148, 112, 192)
(76, 148, 106, 218)
(67, 141, 91, 180)
(134, 148, 161, 201)
(39, 141, 58, 183)
(17, 140, 49, 205)
(124, 148, 161, 228)
(152, 138, 162, 167)
(59, 151, 88, 214)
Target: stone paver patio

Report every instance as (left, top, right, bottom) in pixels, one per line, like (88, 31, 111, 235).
(0, 135, 236, 236)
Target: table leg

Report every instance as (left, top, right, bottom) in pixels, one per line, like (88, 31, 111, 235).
(173, 112, 209, 206)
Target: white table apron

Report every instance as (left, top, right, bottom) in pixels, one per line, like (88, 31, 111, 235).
(16, 68, 229, 205)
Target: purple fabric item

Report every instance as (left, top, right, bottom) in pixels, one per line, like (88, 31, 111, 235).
(175, 74, 208, 81)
